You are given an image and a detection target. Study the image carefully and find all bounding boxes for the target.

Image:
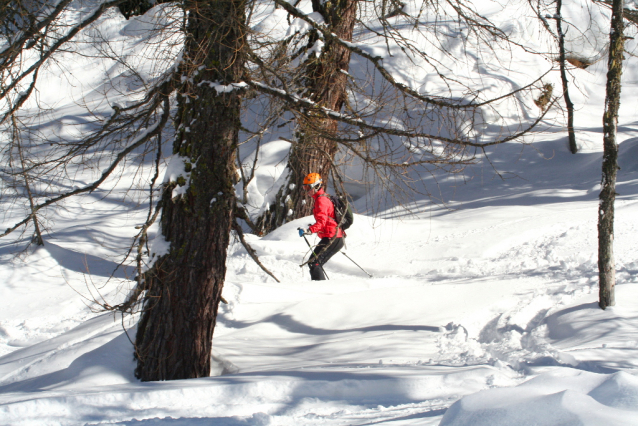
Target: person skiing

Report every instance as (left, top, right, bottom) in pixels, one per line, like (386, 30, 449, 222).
(298, 172, 345, 280)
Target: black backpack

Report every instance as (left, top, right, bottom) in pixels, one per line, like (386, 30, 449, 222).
(321, 194, 354, 231)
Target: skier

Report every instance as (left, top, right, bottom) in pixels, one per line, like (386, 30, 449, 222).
(298, 172, 345, 280)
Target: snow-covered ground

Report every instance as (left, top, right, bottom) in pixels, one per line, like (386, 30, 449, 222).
(2, 0, 638, 424)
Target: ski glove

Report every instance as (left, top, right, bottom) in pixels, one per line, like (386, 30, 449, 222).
(298, 228, 311, 237)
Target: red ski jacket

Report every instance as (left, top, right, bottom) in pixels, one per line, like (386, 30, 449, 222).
(309, 189, 344, 239)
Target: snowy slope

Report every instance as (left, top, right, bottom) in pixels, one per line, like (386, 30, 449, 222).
(2, 0, 638, 425)
(3, 180, 638, 425)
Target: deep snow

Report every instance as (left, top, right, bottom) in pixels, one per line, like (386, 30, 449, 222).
(2, 0, 638, 425)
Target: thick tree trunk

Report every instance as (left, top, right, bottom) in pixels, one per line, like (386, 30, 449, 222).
(556, 0, 577, 154)
(257, 0, 357, 234)
(598, 0, 624, 310)
(134, 0, 245, 381)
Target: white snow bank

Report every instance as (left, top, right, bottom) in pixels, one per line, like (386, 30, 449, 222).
(439, 368, 638, 426)
(0, 363, 514, 426)
(0, 314, 136, 391)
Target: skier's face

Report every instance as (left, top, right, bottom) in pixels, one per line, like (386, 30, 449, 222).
(304, 184, 317, 195)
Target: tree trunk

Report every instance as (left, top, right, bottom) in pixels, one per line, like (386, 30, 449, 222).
(257, 0, 357, 234)
(598, 0, 624, 310)
(12, 115, 44, 246)
(556, 0, 577, 154)
(134, 0, 245, 381)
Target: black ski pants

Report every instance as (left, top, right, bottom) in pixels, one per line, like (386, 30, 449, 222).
(308, 237, 344, 280)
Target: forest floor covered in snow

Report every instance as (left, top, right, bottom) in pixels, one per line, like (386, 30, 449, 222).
(2, 134, 638, 425)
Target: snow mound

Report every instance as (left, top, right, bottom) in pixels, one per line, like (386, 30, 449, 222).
(440, 369, 638, 426)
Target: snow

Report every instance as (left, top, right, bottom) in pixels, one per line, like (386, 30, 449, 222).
(285, 12, 326, 37)
(440, 369, 638, 426)
(2, 0, 638, 425)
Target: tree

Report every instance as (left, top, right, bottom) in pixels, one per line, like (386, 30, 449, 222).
(528, 0, 578, 153)
(9, 113, 44, 247)
(133, 0, 248, 380)
(256, 0, 358, 233)
(598, 0, 624, 310)
(554, 0, 578, 154)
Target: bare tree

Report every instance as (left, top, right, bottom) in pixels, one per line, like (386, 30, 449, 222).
(527, 0, 580, 153)
(554, 0, 578, 154)
(10, 113, 44, 246)
(598, 0, 624, 310)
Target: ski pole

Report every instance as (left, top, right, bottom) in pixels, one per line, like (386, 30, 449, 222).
(298, 228, 330, 280)
(342, 252, 373, 278)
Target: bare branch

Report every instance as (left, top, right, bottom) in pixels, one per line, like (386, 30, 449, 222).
(0, 91, 172, 239)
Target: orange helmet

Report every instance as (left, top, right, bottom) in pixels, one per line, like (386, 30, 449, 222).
(303, 173, 322, 188)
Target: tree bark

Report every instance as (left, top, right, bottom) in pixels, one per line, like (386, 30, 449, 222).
(134, 0, 245, 381)
(555, 0, 577, 154)
(598, 0, 624, 310)
(257, 0, 357, 234)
